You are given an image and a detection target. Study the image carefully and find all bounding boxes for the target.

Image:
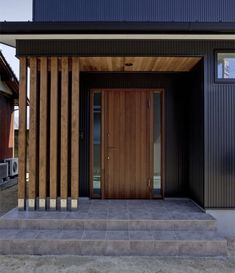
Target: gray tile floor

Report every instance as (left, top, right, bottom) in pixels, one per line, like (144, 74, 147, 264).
(0, 200, 226, 256)
(1, 199, 214, 221)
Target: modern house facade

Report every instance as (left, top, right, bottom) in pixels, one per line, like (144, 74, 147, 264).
(0, 0, 234, 212)
(0, 52, 18, 160)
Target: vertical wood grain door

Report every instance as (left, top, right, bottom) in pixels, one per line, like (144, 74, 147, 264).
(104, 90, 151, 199)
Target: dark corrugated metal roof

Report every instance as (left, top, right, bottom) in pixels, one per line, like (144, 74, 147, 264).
(33, 0, 235, 23)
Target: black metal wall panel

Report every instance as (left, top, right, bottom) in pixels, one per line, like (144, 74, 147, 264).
(188, 60, 205, 207)
(15, 40, 233, 58)
(17, 39, 235, 208)
(206, 84, 235, 208)
(33, 0, 235, 22)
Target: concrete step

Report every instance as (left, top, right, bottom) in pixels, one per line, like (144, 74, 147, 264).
(0, 229, 227, 256)
(0, 218, 217, 231)
(0, 209, 217, 231)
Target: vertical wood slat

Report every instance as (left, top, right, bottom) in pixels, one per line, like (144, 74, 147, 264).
(18, 57, 27, 210)
(39, 58, 48, 209)
(28, 58, 38, 209)
(71, 57, 80, 209)
(60, 57, 69, 210)
(49, 57, 58, 210)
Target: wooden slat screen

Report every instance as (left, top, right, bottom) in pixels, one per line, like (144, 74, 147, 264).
(60, 57, 69, 210)
(19, 57, 80, 210)
(39, 58, 48, 210)
(18, 57, 28, 210)
(28, 58, 38, 210)
(71, 58, 80, 210)
(49, 57, 59, 210)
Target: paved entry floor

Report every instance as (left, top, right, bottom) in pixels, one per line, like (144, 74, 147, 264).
(1, 199, 213, 220)
(0, 199, 227, 256)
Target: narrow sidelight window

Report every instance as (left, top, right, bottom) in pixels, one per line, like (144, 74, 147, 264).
(153, 93, 162, 197)
(91, 92, 101, 197)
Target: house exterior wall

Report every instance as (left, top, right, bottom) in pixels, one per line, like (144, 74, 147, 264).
(16, 39, 235, 209)
(33, 0, 235, 22)
(0, 94, 14, 160)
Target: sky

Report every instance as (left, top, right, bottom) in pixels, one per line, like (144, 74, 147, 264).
(0, 0, 32, 78)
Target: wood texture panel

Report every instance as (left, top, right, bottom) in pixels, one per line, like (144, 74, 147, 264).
(104, 90, 150, 199)
(18, 57, 27, 208)
(79, 57, 201, 72)
(28, 57, 38, 207)
(49, 57, 58, 206)
(60, 57, 69, 204)
(71, 57, 80, 206)
(39, 57, 48, 208)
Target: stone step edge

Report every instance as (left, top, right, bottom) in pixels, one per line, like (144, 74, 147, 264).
(0, 219, 217, 231)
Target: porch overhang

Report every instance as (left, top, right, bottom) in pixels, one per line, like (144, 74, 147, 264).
(1, 22, 235, 47)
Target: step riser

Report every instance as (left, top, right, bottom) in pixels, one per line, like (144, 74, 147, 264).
(0, 240, 227, 256)
(0, 220, 217, 231)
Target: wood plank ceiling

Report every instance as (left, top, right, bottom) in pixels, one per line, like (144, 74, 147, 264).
(79, 57, 202, 72)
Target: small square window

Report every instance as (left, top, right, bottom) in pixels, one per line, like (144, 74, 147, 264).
(217, 52, 235, 80)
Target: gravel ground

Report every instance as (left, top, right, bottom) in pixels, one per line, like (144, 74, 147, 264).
(0, 255, 235, 273)
(0, 184, 17, 216)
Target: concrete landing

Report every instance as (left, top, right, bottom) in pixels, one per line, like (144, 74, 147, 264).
(0, 200, 227, 256)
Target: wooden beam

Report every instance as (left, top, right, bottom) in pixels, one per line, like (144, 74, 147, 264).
(60, 57, 69, 210)
(18, 57, 27, 210)
(49, 57, 59, 210)
(28, 57, 38, 210)
(39, 58, 48, 210)
(71, 57, 80, 209)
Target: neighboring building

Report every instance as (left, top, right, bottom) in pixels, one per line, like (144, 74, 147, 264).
(0, 0, 235, 212)
(0, 52, 18, 160)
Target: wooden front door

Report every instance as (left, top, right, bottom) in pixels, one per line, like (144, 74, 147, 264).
(103, 90, 151, 199)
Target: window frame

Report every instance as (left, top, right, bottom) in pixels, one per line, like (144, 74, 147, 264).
(215, 50, 235, 83)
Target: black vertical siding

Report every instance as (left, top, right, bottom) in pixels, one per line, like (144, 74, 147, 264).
(188, 60, 205, 207)
(206, 82, 235, 208)
(17, 39, 235, 208)
(79, 76, 90, 197)
(33, 0, 235, 22)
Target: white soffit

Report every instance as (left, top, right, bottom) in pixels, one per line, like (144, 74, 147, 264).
(1, 34, 235, 47)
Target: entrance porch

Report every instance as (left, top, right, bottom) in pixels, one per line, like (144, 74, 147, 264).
(18, 56, 204, 210)
(0, 199, 227, 256)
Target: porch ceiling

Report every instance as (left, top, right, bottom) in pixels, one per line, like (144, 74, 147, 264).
(79, 57, 202, 72)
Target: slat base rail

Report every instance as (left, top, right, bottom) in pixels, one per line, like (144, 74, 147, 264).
(28, 199, 36, 210)
(18, 199, 26, 211)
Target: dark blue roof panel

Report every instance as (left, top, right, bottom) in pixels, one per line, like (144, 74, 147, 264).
(33, 0, 235, 22)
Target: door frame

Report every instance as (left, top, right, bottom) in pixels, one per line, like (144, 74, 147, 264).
(90, 88, 165, 199)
